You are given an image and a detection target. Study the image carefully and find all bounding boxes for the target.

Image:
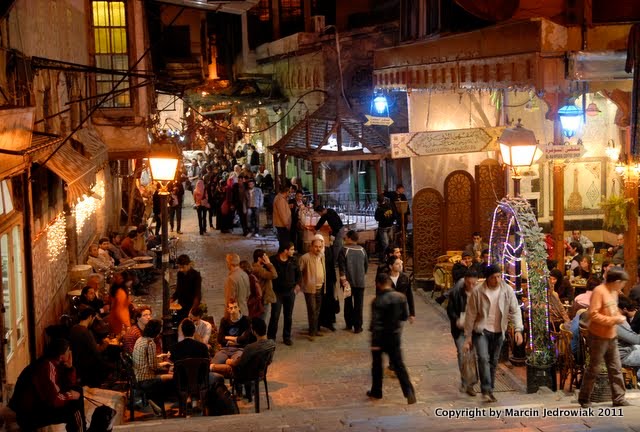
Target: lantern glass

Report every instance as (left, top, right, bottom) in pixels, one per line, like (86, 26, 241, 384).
(149, 157, 179, 182)
(498, 121, 538, 167)
(373, 96, 388, 115)
(558, 104, 583, 138)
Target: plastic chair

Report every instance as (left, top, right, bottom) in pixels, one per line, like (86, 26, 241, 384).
(230, 345, 276, 413)
(173, 357, 211, 417)
(120, 352, 166, 420)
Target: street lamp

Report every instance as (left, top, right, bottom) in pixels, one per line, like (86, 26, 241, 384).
(148, 143, 180, 344)
(557, 103, 583, 138)
(498, 119, 539, 196)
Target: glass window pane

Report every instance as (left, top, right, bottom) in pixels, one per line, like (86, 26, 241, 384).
(12, 227, 22, 342)
(2, 181, 13, 214)
(111, 29, 127, 54)
(94, 28, 109, 54)
(110, 1, 126, 26)
(93, 1, 108, 27)
(2, 234, 11, 356)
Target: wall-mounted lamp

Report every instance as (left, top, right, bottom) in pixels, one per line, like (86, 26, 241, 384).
(558, 103, 583, 138)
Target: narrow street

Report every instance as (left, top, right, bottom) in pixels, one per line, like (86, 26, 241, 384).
(120, 202, 640, 431)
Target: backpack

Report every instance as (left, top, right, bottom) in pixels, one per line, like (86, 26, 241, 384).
(207, 382, 240, 416)
(86, 397, 117, 432)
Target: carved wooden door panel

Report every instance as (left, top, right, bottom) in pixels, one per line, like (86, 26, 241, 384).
(475, 159, 506, 243)
(412, 188, 444, 278)
(444, 170, 476, 251)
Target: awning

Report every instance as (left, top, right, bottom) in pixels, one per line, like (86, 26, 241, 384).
(72, 127, 108, 167)
(31, 133, 96, 204)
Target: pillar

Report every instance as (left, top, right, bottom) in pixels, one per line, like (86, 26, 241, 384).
(375, 160, 383, 196)
(622, 126, 638, 293)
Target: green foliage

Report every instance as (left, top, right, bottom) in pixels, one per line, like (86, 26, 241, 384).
(599, 194, 635, 230)
(502, 197, 554, 367)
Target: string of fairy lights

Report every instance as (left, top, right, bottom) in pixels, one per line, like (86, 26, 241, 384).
(488, 200, 551, 354)
(45, 213, 67, 262)
(73, 180, 105, 235)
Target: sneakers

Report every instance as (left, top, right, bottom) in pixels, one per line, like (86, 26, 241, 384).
(148, 400, 163, 417)
(465, 386, 477, 397)
(482, 392, 497, 403)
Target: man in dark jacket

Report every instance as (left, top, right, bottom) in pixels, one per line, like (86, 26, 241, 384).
(10, 338, 85, 432)
(446, 269, 479, 396)
(374, 195, 395, 261)
(171, 254, 202, 323)
(452, 251, 474, 284)
(314, 205, 345, 257)
(268, 243, 301, 345)
(152, 183, 162, 236)
(338, 230, 369, 333)
(171, 318, 210, 362)
(367, 273, 416, 404)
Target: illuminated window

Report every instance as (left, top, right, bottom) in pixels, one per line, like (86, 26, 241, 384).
(255, 0, 270, 21)
(280, 0, 301, 22)
(92, 1, 130, 108)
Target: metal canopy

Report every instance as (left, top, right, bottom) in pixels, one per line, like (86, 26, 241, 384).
(152, 0, 259, 14)
(269, 98, 390, 162)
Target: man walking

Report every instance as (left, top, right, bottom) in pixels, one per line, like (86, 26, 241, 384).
(463, 264, 523, 403)
(367, 273, 416, 404)
(172, 254, 202, 324)
(224, 253, 250, 317)
(243, 178, 264, 237)
(268, 243, 301, 345)
(374, 194, 395, 261)
(299, 239, 325, 341)
(446, 269, 479, 396)
(338, 230, 368, 333)
(273, 185, 291, 248)
(578, 268, 630, 408)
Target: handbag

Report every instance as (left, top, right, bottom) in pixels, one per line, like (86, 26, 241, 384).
(461, 347, 478, 386)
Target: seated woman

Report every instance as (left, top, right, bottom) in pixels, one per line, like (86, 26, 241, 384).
(573, 255, 592, 280)
(548, 278, 570, 332)
(549, 269, 574, 302)
(80, 286, 109, 316)
(132, 319, 172, 417)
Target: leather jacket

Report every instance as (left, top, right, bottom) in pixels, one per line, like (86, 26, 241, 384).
(369, 288, 408, 346)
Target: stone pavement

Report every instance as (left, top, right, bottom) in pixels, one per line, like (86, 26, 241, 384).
(121, 201, 640, 430)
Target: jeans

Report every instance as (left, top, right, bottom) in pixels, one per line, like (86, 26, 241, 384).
(343, 287, 364, 331)
(212, 346, 244, 365)
(208, 206, 215, 228)
(377, 226, 393, 260)
(622, 346, 640, 378)
(247, 207, 259, 234)
(370, 338, 414, 398)
(579, 335, 626, 404)
(169, 205, 182, 232)
(304, 291, 323, 336)
(153, 213, 162, 236)
(453, 332, 475, 387)
(472, 330, 504, 394)
(268, 290, 295, 341)
(196, 206, 207, 234)
(260, 302, 272, 326)
(332, 228, 346, 260)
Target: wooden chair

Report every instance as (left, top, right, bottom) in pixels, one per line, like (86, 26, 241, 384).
(621, 367, 638, 389)
(120, 352, 166, 421)
(558, 323, 582, 392)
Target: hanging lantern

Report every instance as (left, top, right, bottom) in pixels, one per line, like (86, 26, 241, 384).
(585, 102, 601, 117)
(557, 104, 583, 138)
(498, 120, 539, 167)
(371, 95, 389, 116)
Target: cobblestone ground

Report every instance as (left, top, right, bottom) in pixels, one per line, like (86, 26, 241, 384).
(122, 199, 640, 431)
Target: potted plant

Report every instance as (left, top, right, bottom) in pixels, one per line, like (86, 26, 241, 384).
(503, 198, 556, 393)
(599, 194, 635, 230)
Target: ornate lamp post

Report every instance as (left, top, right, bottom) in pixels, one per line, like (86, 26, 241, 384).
(148, 143, 180, 342)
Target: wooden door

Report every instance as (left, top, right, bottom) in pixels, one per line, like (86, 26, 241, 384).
(444, 170, 476, 251)
(475, 159, 506, 244)
(412, 188, 444, 278)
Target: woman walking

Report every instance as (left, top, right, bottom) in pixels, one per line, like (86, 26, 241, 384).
(193, 177, 210, 235)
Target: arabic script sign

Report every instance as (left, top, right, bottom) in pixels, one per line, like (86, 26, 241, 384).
(390, 127, 504, 159)
(544, 144, 586, 160)
(364, 115, 394, 127)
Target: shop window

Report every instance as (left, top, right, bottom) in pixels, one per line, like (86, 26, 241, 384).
(92, 1, 131, 108)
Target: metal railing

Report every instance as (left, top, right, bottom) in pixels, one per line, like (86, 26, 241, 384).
(315, 192, 378, 230)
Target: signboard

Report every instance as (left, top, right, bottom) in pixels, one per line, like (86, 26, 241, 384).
(544, 144, 586, 160)
(390, 127, 504, 159)
(364, 115, 394, 127)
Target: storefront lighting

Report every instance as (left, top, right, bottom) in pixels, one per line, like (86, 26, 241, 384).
(149, 144, 180, 183)
(371, 94, 389, 116)
(74, 180, 104, 235)
(585, 102, 601, 117)
(47, 213, 67, 262)
(557, 103, 583, 138)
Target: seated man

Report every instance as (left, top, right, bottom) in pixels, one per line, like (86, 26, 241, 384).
(86, 243, 114, 273)
(566, 230, 594, 253)
(9, 338, 85, 432)
(178, 307, 213, 347)
(122, 305, 154, 354)
(214, 318, 276, 401)
(617, 295, 640, 375)
(69, 306, 116, 387)
(171, 319, 222, 389)
(121, 230, 144, 258)
(464, 232, 488, 262)
(79, 285, 109, 316)
(100, 235, 135, 267)
(452, 251, 474, 284)
(211, 300, 254, 365)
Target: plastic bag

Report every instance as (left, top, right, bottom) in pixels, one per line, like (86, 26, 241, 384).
(461, 348, 478, 386)
(343, 281, 352, 298)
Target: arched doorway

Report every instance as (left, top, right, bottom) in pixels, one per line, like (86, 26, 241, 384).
(444, 170, 476, 251)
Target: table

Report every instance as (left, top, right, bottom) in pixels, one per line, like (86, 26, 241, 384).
(67, 289, 82, 297)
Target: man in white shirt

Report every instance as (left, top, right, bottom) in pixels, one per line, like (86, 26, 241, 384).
(566, 230, 594, 253)
(464, 264, 523, 403)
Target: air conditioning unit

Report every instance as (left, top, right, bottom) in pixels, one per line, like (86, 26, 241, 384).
(312, 15, 325, 33)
